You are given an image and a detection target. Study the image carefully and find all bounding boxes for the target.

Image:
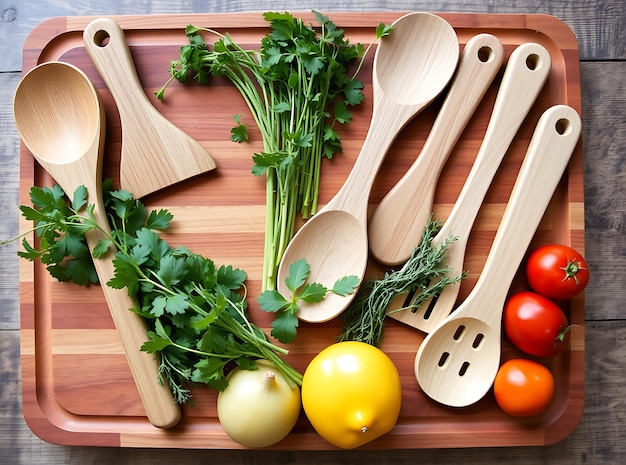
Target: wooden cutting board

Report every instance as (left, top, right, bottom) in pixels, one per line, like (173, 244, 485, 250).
(18, 12, 585, 449)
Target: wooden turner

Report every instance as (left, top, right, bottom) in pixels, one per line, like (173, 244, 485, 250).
(83, 17, 216, 198)
(387, 42, 551, 333)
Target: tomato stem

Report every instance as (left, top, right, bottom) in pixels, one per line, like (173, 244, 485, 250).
(556, 323, 578, 343)
(560, 259, 586, 284)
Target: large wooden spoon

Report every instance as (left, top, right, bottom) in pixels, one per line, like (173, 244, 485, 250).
(276, 12, 459, 323)
(368, 33, 504, 266)
(388, 42, 551, 333)
(13, 61, 181, 428)
(414, 104, 582, 407)
(83, 17, 216, 198)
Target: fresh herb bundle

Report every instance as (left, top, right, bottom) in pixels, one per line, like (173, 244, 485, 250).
(339, 218, 465, 347)
(156, 11, 392, 291)
(12, 184, 302, 403)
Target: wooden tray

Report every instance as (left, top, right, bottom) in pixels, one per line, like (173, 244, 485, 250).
(19, 12, 585, 449)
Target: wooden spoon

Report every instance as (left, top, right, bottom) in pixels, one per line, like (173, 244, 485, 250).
(13, 61, 181, 428)
(368, 33, 504, 266)
(388, 42, 551, 333)
(83, 17, 216, 198)
(277, 12, 459, 322)
(414, 104, 582, 407)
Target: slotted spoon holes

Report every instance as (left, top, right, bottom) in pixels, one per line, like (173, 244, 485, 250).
(415, 317, 502, 407)
(435, 324, 487, 378)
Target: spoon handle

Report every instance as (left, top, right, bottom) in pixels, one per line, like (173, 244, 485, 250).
(85, 195, 182, 429)
(369, 33, 504, 265)
(435, 43, 552, 249)
(467, 104, 582, 326)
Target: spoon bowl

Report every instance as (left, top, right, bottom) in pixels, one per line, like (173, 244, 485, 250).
(14, 61, 181, 428)
(277, 13, 459, 322)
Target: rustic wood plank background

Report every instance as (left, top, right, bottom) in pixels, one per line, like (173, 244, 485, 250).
(0, 0, 624, 464)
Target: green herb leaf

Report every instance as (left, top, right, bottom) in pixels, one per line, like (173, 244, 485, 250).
(285, 258, 310, 292)
(71, 185, 88, 211)
(376, 22, 395, 39)
(258, 289, 290, 312)
(332, 275, 361, 296)
(298, 283, 327, 303)
(92, 239, 112, 258)
(270, 310, 299, 344)
(230, 114, 249, 143)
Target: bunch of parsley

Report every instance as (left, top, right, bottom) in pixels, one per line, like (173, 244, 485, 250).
(13, 184, 302, 403)
(156, 11, 393, 291)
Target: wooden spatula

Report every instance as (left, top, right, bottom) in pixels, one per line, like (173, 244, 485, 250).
(83, 17, 216, 198)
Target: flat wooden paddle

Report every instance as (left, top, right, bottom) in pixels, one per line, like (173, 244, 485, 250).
(83, 17, 216, 198)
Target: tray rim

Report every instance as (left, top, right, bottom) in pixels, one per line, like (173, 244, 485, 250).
(18, 11, 585, 450)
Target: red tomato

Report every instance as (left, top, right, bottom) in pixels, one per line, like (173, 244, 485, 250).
(526, 244, 589, 300)
(504, 291, 571, 357)
(494, 359, 554, 417)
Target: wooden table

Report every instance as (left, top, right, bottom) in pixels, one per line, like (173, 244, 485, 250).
(0, 1, 623, 463)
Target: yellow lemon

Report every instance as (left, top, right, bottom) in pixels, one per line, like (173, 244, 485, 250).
(301, 341, 402, 449)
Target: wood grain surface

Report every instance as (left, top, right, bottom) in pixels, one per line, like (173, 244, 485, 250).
(17, 10, 585, 450)
(1, 1, 624, 464)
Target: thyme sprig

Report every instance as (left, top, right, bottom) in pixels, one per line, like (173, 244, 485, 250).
(339, 218, 465, 347)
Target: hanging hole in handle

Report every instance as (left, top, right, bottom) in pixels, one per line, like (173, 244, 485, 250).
(93, 29, 111, 48)
(477, 46, 495, 63)
(555, 117, 572, 136)
(525, 53, 541, 71)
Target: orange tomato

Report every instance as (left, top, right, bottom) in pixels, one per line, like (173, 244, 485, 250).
(493, 359, 554, 417)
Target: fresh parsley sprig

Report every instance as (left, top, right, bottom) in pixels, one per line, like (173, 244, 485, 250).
(13, 184, 101, 285)
(156, 11, 393, 292)
(11, 184, 303, 403)
(258, 258, 360, 343)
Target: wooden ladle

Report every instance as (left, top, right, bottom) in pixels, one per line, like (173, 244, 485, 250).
(83, 17, 216, 198)
(414, 104, 582, 408)
(13, 61, 181, 428)
(276, 12, 459, 322)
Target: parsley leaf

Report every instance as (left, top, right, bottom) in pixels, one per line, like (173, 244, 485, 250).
(258, 258, 359, 343)
(230, 114, 248, 143)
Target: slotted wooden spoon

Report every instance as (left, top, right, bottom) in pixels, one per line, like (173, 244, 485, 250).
(414, 104, 582, 407)
(277, 12, 459, 323)
(83, 17, 216, 198)
(13, 61, 181, 428)
(388, 42, 551, 333)
(368, 33, 504, 266)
